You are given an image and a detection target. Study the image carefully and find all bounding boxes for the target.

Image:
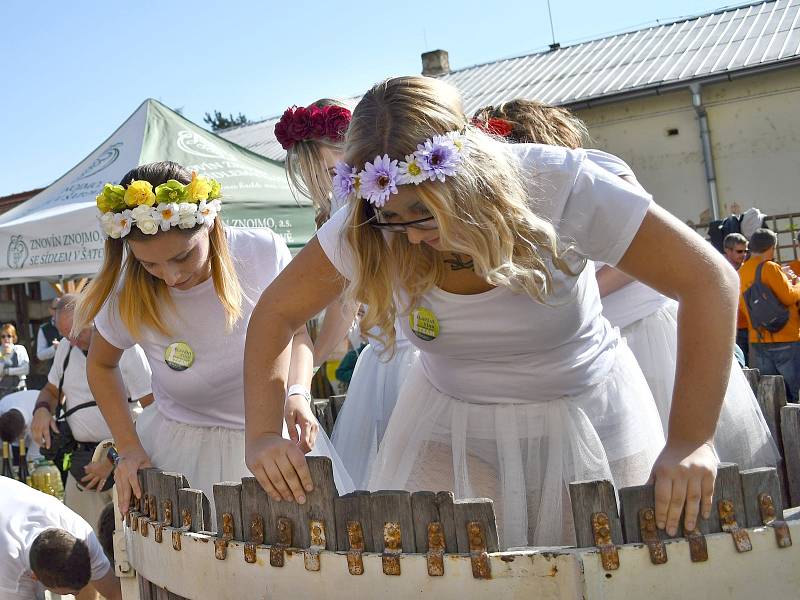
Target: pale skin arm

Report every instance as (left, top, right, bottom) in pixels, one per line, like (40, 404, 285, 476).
(616, 203, 739, 535)
(312, 297, 360, 367)
(285, 326, 319, 452)
(595, 265, 636, 297)
(86, 332, 151, 514)
(245, 238, 345, 504)
(30, 384, 60, 449)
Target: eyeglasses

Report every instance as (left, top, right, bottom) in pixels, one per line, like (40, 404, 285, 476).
(0, 335, 13, 340)
(368, 215, 438, 233)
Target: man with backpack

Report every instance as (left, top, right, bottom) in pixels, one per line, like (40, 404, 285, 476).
(739, 228, 800, 401)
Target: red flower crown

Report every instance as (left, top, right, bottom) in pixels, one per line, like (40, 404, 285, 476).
(471, 116, 514, 138)
(274, 104, 352, 151)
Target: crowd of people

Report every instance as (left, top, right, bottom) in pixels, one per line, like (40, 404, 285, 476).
(0, 75, 796, 598)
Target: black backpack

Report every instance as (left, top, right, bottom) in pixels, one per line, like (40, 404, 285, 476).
(707, 215, 742, 253)
(744, 262, 791, 334)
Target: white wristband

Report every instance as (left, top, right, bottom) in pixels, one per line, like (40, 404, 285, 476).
(287, 384, 312, 404)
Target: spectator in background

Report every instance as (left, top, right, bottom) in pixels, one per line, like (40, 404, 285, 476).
(724, 233, 750, 364)
(788, 232, 800, 278)
(36, 297, 61, 366)
(335, 342, 367, 387)
(724, 233, 748, 270)
(739, 228, 800, 401)
(0, 390, 40, 462)
(0, 324, 29, 399)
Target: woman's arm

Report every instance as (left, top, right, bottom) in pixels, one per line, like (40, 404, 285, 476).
(285, 325, 319, 452)
(87, 332, 150, 513)
(245, 237, 346, 504)
(5, 346, 29, 376)
(312, 298, 360, 367)
(595, 265, 636, 297)
(617, 203, 739, 536)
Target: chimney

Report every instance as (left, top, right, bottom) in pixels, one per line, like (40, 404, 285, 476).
(421, 49, 450, 76)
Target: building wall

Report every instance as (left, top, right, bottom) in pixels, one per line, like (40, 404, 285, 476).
(575, 66, 800, 224)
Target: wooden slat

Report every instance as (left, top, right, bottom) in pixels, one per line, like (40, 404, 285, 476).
(241, 476, 273, 544)
(298, 456, 339, 550)
(369, 490, 416, 552)
(701, 463, 746, 534)
(740, 467, 784, 528)
(331, 394, 347, 420)
(138, 576, 154, 600)
(742, 367, 760, 395)
(434, 491, 458, 553)
(157, 472, 188, 527)
(145, 469, 164, 520)
(453, 498, 499, 553)
(213, 482, 244, 540)
(757, 375, 788, 450)
(569, 479, 623, 547)
(334, 491, 374, 552)
(177, 488, 211, 533)
(411, 491, 440, 552)
(781, 404, 800, 506)
(619, 483, 679, 543)
(312, 398, 335, 436)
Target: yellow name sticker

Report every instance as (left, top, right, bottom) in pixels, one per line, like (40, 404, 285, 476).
(164, 341, 195, 371)
(409, 307, 440, 341)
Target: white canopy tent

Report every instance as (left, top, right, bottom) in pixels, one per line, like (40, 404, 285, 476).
(0, 99, 314, 281)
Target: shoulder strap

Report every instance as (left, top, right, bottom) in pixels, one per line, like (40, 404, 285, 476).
(54, 347, 72, 422)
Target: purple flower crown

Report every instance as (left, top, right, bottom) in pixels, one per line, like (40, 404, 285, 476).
(332, 131, 468, 207)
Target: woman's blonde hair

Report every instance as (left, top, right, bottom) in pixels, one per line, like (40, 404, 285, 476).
(284, 99, 349, 228)
(1, 324, 17, 344)
(342, 76, 576, 352)
(74, 161, 243, 340)
(474, 99, 589, 149)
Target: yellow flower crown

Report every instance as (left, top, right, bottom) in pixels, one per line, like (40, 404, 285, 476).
(96, 172, 223, 239)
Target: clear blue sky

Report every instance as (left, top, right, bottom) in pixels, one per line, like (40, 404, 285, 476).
(0, 0, 738, 197)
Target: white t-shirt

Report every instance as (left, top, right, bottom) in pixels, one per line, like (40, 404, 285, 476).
(584, 149, 671, 329)
(0, 477, 109, 598)
(317, 143, 652, 403)
(47, 342, 152, 443)
(0, 390, 41, 459)
(95, 227, 291, 429)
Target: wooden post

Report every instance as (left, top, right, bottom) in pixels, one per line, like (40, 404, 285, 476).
(177, 488, 211, 533)
(312, 398, 335, 436)
(569, 479, 623, 547)
(331, 395, 347, 420)
(156, 473, 187, 527)
(369, 490, 417, 552)
(700, 463, 746, 535)
(780, 404, 800, 506)
(757, 375, 788, 450)
(298, 456, 339, 550)
(740, 467, 784, 528)
(334, 491, 374, 553)
(742, 367, 760, 395)
(241, 477, 273, 545)
(411, 491, 440, 552)
(213, 482, 244, 541)
(434, 491, 458, 553)
(453, 498, 499, 553)
(619, 483, 679, 542)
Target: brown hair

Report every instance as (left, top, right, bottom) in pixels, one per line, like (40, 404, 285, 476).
(0, 323, 17, 344)
(474, 99, 589, 149)
(30, 529, 92, 592)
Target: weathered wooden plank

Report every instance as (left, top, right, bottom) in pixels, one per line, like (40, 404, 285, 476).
(569, 479, 623, 548)
(742, 367, 760, 395)
(411, 491, 440, 552)
(434, 491, 458, 553)
(177, 488, 211, 533)
(312, 398, 335, 436)
(165, 591, 189, 600)
(156, 472, 188, 527)
(331, 394, 347, 420)
(619, 483, 679, 543)
(144, 469, 164, 521)
(241, 476, 272, 545)
(740, 467, 784, 528)
(453, 498, 499, 553)
(213, 482, 243, 540)
(700, 463, 746, 535)
(757, 375, 788, 450)
(334, 491, 374, 552)
(154, 586, 169, 600)
(298, 456, 338, 550)
(781, 404, 800, 506)
(138, 576, 154, 600)
(369, 490, 416, 553)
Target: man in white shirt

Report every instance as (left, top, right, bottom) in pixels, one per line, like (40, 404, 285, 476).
(0, 477, 120, 600)
(0, 390, 41, 460)
(30, 294, 153, 533)
(36, 297, 61, 365)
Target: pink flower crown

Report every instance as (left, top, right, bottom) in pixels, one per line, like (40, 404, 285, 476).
(274, 104, 352, 151)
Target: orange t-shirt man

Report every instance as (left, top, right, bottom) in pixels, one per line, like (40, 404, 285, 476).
(739, 256, 800, 343)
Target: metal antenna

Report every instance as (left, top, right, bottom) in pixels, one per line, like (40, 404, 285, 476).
(546, 0, 560, 50)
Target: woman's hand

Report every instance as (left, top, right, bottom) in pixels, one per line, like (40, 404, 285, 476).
(650, 440, 718, 535)
(81, 459, 114, 490)
(31, 407, 58, 449)
(285, 394, 319, 453)
(114, 446, 152, 515)
(246, 433, 313, 504)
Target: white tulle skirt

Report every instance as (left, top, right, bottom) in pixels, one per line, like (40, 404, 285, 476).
(621, 301, 778, 469)
(332, 342, 420, 488)
(367, 340, 665, 549)
(137, 406, 355, 528)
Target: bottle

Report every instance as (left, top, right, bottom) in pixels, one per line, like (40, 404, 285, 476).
(44, 460, 64, 500)
(1, 442, 14, 479)
(17, 437, 31, 485)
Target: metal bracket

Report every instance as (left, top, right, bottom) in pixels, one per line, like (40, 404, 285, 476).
(382, 522, 402, 576)
(138, 516, 149, 538)
(758, 493, 792, 548)
(153, 523, 163, 544)
(214, 512, 235, 561)
(163, 500, 173, 527)
(214, 538, 228, 560)
(181, 508, 192, 529)
(304, 520, 326, 572)
(128, 510, 138, 531)
(591, 512, 619, 571)
(638, 508, 667, 565)
(468, 521, 492, 579)
(718, 500, 752, 553)
(270, 517, 293, 567)
(685, 528, 708, 562)
(244, 515, 264, 564)
(171, 530, 182, 551)
(148, 495, 157, 521)
(346, 520, 365, 575)
(426, 521, 445, 576)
